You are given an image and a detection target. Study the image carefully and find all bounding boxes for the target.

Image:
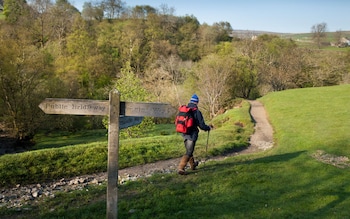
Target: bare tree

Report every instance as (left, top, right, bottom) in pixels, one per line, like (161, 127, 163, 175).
(82, 2, 104, 21)
(334, 30, 342, 45)
(102, 0, 125, 19)
(193, 54, 233, 118)
(143, 55, 189, 106)
(311, 22, 327, 49)
(129, 5, 156, 19)
(45, 0, 80, 54)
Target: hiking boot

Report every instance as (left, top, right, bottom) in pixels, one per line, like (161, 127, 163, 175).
(178, 155, 189, 175)
(178, 169, 186, 175)
(189, 156, 198, 170)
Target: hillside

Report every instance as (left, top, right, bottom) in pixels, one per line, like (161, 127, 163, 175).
(232, 29, 350, 49)
(2, 85, 350, 218)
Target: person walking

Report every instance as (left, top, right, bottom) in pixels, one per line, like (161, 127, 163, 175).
(178, 94, 212, 175)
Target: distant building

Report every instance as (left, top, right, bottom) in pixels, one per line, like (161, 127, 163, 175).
(340, 37, 350, 46)
(333, 37, 350, 48)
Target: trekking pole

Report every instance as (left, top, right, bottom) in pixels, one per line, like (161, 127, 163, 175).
(203, 131, 210, 169)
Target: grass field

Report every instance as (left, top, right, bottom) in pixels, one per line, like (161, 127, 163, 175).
(283, 31, 350, 50)
(1, 84, 350, 218)
(261, 84, 350, 155)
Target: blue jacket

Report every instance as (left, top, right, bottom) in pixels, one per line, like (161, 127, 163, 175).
(182, 102, 211, 141)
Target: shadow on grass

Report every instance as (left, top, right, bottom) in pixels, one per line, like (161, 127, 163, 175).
(202, 149, 350, 218)
(205, 150, 307, 170)
(33, 129, 107, 150)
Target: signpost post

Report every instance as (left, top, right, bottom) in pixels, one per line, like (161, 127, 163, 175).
(107, 90, 120, 219)
(39, 89, 174, 219)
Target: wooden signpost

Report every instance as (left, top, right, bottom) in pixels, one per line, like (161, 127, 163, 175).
(39, 98, 174, 118)
(39, 90, 174, 219)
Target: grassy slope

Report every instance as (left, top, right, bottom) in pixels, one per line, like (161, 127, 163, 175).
(261, 84, 350, 155)
(2, 85, 350, 218)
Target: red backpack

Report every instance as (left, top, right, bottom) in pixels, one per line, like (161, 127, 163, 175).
(175, 105, 197, 133)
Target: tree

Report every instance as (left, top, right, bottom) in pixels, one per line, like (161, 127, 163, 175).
(334, 30, 342, 46)
(230, 56, 259, 99)
(102, 0, 125, 19)
(0, 29, 54, 141)
(143, 54, 189, 106)
(82, 2, 104, 21)
(177, 15, 200, 61)
(306, 50, 344, 87)
(192, 53, 233, 118)
(113, 62, 151, 101)
(197, 23, 225, 57)
(3, 0, 30, 23)
(311, 22, 327, 49)
(254, 35, 306, 91)
(54, 16, 102, 99)
(48, 0, 79, 51)
(143, 12, 178, 67)
(106, 62, 155, 138)
(212, 21, 233, 42)
(130, 5, 156, 19)
(28, 0, 53, 48)
(109, 19, 148, 74)
(343, 49, 350, 83)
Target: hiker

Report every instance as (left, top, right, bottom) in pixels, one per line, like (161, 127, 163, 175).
(177, 94, 212, 175)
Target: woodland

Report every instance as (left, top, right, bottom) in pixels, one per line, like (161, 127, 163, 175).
(0, 0, 349, 144)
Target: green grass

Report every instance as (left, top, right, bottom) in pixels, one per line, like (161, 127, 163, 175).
(260, 84, 350, 155)
(2, 84, 350, 218)
(33, 129, 108, 150)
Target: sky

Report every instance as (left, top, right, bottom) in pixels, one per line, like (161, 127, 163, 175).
(71, 0, 350, 33)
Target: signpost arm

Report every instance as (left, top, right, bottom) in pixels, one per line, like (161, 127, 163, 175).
(107, 89, 120, 219)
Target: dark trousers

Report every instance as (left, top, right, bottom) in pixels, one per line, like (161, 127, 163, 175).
(184, 139, 196, 157)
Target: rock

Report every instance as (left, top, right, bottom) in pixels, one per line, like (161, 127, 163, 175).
(91, 179, 99, 184)
(32, 191, 38, 198)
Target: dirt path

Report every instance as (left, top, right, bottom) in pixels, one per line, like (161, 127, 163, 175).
(246, 100, 274, 152)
